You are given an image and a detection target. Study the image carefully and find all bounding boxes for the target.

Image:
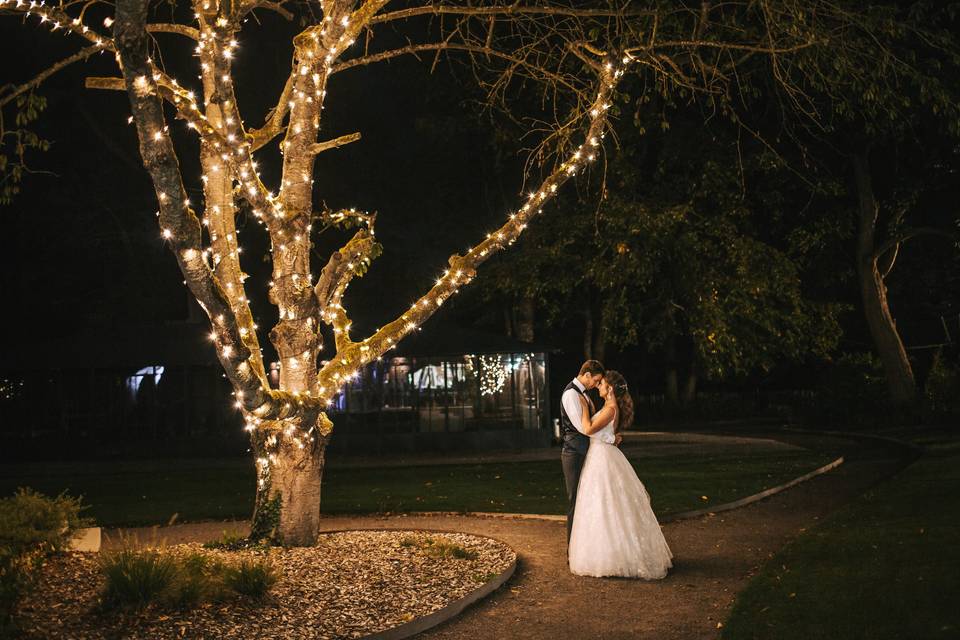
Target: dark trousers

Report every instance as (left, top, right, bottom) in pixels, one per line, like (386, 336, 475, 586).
(561, 448, 586, 544)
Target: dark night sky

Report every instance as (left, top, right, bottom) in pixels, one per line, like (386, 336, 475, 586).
(1, 12, 533, 357)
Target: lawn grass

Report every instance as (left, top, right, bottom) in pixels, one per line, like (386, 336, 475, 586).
(0, 448, 834, 527)
(722, 431, 960, 640)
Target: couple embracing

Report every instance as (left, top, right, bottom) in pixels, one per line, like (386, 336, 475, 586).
(560, 360, 673, 578)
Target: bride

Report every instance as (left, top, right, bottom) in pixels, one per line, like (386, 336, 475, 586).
(568, 370, 673, 579)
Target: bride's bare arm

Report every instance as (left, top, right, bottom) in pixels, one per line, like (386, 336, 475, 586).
(580, 396, 616, 435)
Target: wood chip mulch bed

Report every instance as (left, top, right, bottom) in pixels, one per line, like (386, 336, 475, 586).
(14, 530, 516, 639)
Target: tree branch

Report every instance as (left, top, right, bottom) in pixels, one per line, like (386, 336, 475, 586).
(368, 4, 652, 25)
(874, 227, 958, 264)
(0, 44, 104, 109)
(330, 42, 578, 95)
(317, 56, 624, 393)
(308, 131, 361, 155)
(248, 72, 294, 151)
(146, 23, 200, 40)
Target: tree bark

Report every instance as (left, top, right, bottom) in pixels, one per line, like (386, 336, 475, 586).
(664, 337, 679, 404)
(592, 323, 607, 364)
(852, 151, 917, 405)
(583, 309, 594, 360)
(682, 370, 698, 404)
(516, 295, 536, 342)
(251, 425, 326, 545)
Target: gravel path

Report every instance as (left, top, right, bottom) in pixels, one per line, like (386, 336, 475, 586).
(103, 432, 908, 640)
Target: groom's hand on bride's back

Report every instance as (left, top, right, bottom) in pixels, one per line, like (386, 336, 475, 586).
(614, 434, 623, 447)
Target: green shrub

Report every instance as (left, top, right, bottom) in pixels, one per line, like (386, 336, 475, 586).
(99, 549, 177, 609)
(0, 489, 90, 637)
(222, 558, 278, 599)
(807, 352, 890, 426)
(925, 349, 960, 419)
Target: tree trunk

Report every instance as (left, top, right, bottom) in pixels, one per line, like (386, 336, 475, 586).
(592, 323, 606, 363)
(682, 370, 698, 404)
(516, 295, 535, 342)
(583, 309, 594, 360)
(250, 422, 327, 545)
(852, 151, 918, 405)
(664, 338, 679, 404)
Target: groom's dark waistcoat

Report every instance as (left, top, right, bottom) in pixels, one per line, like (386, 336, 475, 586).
(560, 381, 594, 455)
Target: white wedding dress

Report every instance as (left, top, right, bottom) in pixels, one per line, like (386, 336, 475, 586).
(568, 415, 673, 578)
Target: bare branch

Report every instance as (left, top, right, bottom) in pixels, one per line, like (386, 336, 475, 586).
(317, 57, 624, 391)
(330, 42, 579, 95)
(875, 227, 957, 265)
(314, 219, 379, 352)
(308, 131, 361, 155)
(369, 4, 652, 25)
(146, 23, 199, 40)
(248, 72, 294, 152)
(0, 44, 104, 109)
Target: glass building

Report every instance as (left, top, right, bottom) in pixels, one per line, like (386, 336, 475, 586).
(324, 326, 553, 453)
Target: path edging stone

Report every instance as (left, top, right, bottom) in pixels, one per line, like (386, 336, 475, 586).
(396, 453, 846, 524)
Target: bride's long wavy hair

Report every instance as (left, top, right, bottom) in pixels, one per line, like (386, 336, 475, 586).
(604, 370, 634, 432)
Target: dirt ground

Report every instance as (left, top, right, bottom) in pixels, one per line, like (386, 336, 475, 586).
(111, 432, 909, 640)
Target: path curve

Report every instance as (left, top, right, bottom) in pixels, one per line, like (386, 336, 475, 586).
(111, 431, 911, 640)
(326, 433, 908, 640)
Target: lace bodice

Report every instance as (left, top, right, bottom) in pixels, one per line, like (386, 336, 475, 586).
(591, 409, 617, 444)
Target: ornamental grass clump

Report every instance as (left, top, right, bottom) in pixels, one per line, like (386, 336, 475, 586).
(222, 558, 278, 600)
(99, 548, 277, 610)
(99, 549, 178, 609)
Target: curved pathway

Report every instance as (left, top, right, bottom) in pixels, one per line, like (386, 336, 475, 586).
(114, 432, 911, 640)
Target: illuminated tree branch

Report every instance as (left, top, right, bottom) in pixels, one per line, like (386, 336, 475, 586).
(308, 131, 361, 155)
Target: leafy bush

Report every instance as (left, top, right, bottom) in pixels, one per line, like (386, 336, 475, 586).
(0, 489, 90, 638)
(222, 558, 278, 599)
(806, 352, 890, 426)
(925, 349, 960, 420)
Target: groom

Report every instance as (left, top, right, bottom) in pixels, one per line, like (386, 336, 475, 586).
(560, 359, 606, 544)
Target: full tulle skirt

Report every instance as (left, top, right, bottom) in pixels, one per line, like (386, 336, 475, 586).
(568, 441, 673, 578)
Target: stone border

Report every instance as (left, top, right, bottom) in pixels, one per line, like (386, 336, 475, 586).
(397, 454, 847, 524)
(659, 454, 844, 522)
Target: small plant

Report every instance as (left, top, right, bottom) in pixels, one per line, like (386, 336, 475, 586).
(222, 558, 278, 599)
(99, 549, 177, 609)
(202, 530, 251, 551)
(168, 552, 226, 609)
(400, 535, 478, 560)
(0, 489, 90, 636)
(423, 540, 478, 560)
(100, 548, 278, 610)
